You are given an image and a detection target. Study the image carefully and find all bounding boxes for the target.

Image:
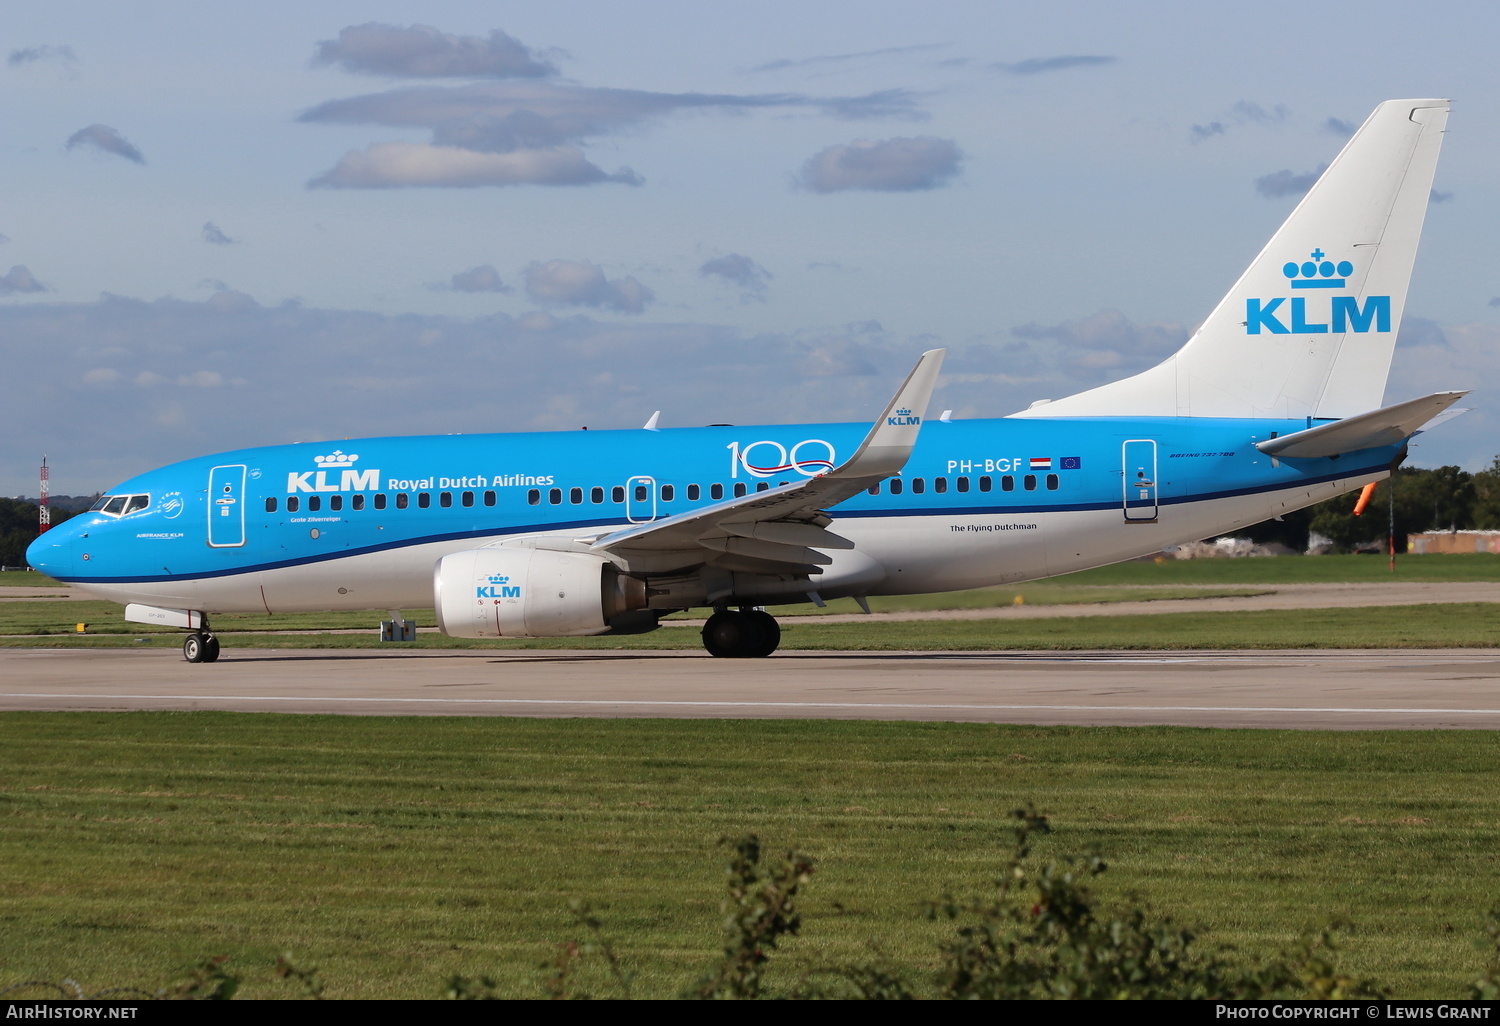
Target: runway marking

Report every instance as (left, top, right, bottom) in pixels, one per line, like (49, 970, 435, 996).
(5, 692, 1500, 716)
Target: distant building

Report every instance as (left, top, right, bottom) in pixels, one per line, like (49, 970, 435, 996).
(1408, 531, 1500, 554)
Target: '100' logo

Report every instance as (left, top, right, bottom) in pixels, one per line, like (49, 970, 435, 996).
(727, 439, 837, 479)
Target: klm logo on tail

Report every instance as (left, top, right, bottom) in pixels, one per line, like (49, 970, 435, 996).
(1246, 249, 1390, 335)
(887, 407, 921, 426)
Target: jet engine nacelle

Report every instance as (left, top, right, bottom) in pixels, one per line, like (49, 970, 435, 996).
(434, 547, 647, 639)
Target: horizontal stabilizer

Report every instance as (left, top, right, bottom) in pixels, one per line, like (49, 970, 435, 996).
(1254, 391, 1468, 458)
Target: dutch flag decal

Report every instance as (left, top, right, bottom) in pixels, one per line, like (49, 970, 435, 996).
(1029, 457, 1052, 470)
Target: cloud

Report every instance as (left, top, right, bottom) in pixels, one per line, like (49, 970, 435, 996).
(749, 43, 948, 73)
(299, 81, 921, 134)
(299, 79, 916, 189)
(309, 141, 641, 188)
(1011, 309, 1188, 379)
(523, 260, 653, 313)
(9, 44, 75, 68)
(700, 254, 771, 295)
(201, 223, 236, 245)
(0, 265, 47, 296)
(1323, 116, 1357, 137)
(447, 264, 512, 293)
(798, 136, 961, 193)
(312, 22, 556, 79)
(1430, 189, 1453, 204)
(1254, 163, 1327, 199)
(64, 124, 144, 164)
(1191, 101, 1289, 142)
(992, 55, 1116, 75)
(1397, 317, 1449, 349)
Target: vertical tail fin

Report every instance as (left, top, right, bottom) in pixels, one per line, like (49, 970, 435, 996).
(1015, 99, 1449, 420)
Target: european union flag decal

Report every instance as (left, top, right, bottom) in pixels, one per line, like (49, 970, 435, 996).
(1060, 456, 1082, 470)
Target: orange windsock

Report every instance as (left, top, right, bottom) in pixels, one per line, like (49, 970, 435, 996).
(1352, 481, 1378, 516)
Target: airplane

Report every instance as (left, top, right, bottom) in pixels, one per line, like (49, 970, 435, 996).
(27, 98, 1461, 664)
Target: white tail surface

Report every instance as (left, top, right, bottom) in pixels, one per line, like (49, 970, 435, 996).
(1013, 99, 1449, 421)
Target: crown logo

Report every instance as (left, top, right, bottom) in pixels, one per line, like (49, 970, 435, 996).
(486, 574, 511, 586)
(894, 408, 912, 417)
(314, 450, 359, 468)
(1282, 249, 1353, 290)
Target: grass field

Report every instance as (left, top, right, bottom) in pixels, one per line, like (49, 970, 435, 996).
(2, 713, 1498, 999)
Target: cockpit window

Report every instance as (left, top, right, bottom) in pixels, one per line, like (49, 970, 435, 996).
(92, 493, 150, 516)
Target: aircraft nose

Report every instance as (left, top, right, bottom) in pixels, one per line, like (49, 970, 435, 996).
(26, 525, 76, 578)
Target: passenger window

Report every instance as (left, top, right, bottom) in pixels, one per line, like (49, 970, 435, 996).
(396, 493, 409, 509)
(912, 478, 926, 494)
(634, 485, 647, 502)
(417, 492, 430, 509)
(890, 479, 903, 495)
(711, 483, 724, 500)
(1046, 474, 1059, 491)
(527, 490, 540, 506)
(756, 482, 769, 492)
(329, 495, 343, 511)
(687, 484, 700, 501)
(287, 497, 300, 513)
(612, 486, 625, 503)
(440, 492, 453, 508)
(374, 494, 387, 510)
(352, 494, 365, 511)
(957, 477, 970, 493)
(570, 487, 583, 504)
(265, 497, 277, 513)
(734, 483, 747, 497)
(935, 477, 947, 494)
(308, 496, 320, 512)
(549, 488, 562, 505)
(979, 476, 992, 492)
(461, 491, 474, 507)
(1024, 475, 1037, 491)
(661, 484, 674, 502)
(867, 484, 880, 495)
(484, 491, 496, 506)
(591, 487, 604, 504)
(1002, 476, 1015, 492)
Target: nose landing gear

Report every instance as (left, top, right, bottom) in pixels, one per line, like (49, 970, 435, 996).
(701, 608, 781, 658)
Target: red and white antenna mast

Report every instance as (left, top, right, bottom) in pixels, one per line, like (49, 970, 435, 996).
(38, 455, 50, 534)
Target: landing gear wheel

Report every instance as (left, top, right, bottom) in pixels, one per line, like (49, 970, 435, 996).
(701, 610, 779, 658)
(745, 610, 780, 656)
(183, 632, 221, 663)
(702, 610, 759, 658)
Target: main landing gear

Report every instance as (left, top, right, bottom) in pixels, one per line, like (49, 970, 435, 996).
(182, 624, 220, 663)
(701, 608, 781, 658)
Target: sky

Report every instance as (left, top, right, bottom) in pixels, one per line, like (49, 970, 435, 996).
(4, 0, 1499, 497)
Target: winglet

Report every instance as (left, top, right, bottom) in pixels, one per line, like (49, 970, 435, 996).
(643, 411, 660, 431)
(831, 348, 945, 480)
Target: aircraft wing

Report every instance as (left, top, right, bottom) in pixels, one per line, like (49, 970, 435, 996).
(588, 349, 945, 574)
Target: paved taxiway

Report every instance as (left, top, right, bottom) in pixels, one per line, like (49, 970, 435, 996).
(4, 647, 1500, 729)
